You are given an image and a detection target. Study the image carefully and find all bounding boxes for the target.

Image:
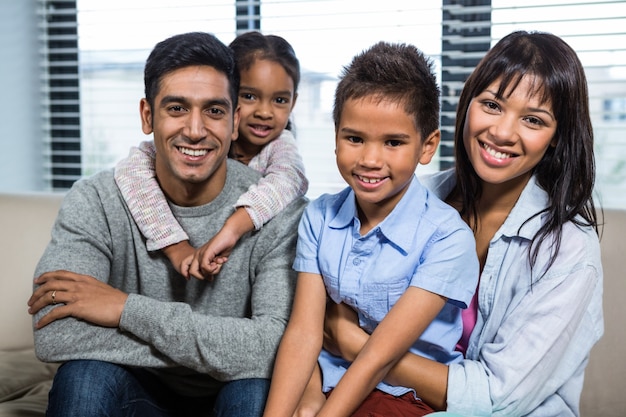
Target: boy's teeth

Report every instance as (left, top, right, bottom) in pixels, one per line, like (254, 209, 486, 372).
(483, 143, 511, 159)
(360, 176, 381, 184)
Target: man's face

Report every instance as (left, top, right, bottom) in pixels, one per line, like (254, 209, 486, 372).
(140, 65, 239, 206)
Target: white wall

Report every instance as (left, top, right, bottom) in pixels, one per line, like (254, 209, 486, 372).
(0, 0, 45, 192)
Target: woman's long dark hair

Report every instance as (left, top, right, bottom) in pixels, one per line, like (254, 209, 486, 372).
(454, 30, 599, 271)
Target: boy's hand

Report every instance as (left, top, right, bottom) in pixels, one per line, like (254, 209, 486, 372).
(293, 365, 326, 417)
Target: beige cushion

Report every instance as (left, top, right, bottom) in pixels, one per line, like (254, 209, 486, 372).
(0, 349, 57, 416)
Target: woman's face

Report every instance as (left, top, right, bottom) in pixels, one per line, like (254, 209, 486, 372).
(463, 76, 557, 187)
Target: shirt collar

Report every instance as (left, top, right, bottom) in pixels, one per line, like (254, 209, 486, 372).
(329, 176, 426, 254)
(420, 169, 549, 240)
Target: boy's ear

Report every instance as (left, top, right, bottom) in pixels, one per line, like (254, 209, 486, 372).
(419, 129, 441, 165)
(139, 98, 153, 135)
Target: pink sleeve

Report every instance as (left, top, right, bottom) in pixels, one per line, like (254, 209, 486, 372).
(114, 140, 189, 250)
(238, 130, 309, 230)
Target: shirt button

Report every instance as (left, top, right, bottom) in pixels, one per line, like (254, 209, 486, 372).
(353, 258, 361, 266)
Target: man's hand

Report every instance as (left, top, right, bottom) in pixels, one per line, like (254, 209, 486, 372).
(28, 270, 128, 329)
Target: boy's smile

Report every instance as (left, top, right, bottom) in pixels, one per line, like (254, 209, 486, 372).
(335, 96, 439, 229)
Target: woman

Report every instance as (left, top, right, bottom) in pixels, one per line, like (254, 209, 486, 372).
(320, 30, 603, 417)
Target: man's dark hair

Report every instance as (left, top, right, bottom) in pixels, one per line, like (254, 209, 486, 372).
(144, 32, 239, 111)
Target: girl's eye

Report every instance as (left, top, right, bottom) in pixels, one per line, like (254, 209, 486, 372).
(275, 97, 289, 105)
(240, 93, 255, 101)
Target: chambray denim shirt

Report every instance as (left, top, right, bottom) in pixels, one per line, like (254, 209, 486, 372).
(293, 175, 478, 397)
(422, 170, 604, 417)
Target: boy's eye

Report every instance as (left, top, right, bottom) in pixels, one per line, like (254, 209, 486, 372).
(240, 93, 255, 101)
(386, 139, 402, 147)
(275, 97, 289, 105)
(347, 136, 363, 144)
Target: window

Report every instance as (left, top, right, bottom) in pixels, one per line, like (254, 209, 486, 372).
(32, 0, 626, 208)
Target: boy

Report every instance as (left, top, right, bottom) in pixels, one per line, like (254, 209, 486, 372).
(262, 42, 479, 417)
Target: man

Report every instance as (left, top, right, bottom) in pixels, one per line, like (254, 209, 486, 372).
(27, 32, 307, 417)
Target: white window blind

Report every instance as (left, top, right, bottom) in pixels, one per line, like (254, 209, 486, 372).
(36, 0, 626, 208)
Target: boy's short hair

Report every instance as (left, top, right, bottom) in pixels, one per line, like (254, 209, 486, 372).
(333, 42, 440, 142)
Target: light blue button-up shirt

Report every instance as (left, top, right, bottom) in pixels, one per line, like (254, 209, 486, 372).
(293, 175, 478, 397)
(422, 170, 604, 417)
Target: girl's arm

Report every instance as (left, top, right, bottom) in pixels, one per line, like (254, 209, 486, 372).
(317, 286, 447, 417)
(190, 131, 308, 278)
(324, 302, 449, 410)
(238, 129, 309, 230)
(114, 141, 193, 272)
(263, 272, 327, 417)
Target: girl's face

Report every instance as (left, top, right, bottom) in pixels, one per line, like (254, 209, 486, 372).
(463, 75, 557, 187)
(236, 59, 297, 149)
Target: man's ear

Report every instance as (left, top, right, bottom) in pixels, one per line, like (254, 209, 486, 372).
(139, 98, 153, 135)
(419, 129, 441, 165)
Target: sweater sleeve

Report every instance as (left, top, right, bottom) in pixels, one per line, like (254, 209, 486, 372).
(237, 130, 309, 230)
(114, 140, 189, 250)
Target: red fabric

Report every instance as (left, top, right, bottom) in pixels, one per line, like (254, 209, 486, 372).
(326, 388, 435, 417)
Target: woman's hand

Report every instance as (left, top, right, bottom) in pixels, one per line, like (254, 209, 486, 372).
(323, 302, 368, 362)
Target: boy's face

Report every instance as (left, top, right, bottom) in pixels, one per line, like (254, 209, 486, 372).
(335, 96, 439, 223)
(140, 65, 239, 206)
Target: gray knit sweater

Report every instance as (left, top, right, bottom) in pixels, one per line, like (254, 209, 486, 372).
(33, 160, 307, 396)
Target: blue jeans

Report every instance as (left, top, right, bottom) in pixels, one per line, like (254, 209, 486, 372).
(46, 360, 270, 417)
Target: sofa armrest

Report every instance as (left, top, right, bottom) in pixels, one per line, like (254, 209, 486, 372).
(0, 193, 64, 351)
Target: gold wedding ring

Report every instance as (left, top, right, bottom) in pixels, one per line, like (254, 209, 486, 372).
(51, 290, 57, 305)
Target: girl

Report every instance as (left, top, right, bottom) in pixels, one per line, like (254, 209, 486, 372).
(115, 31, 308, 279)
(319, 30, 603, 417)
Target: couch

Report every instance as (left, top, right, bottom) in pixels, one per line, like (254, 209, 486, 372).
(0, 192, 624, 416)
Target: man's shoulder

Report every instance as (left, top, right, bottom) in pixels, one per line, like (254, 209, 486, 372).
(273, 196, 309, 223)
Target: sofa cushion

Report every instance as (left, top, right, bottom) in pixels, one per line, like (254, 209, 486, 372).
(0, 349, 57, 416)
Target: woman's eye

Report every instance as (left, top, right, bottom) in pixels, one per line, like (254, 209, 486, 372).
(524, 116, 544, 126)
(483, 100, 500, 112)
